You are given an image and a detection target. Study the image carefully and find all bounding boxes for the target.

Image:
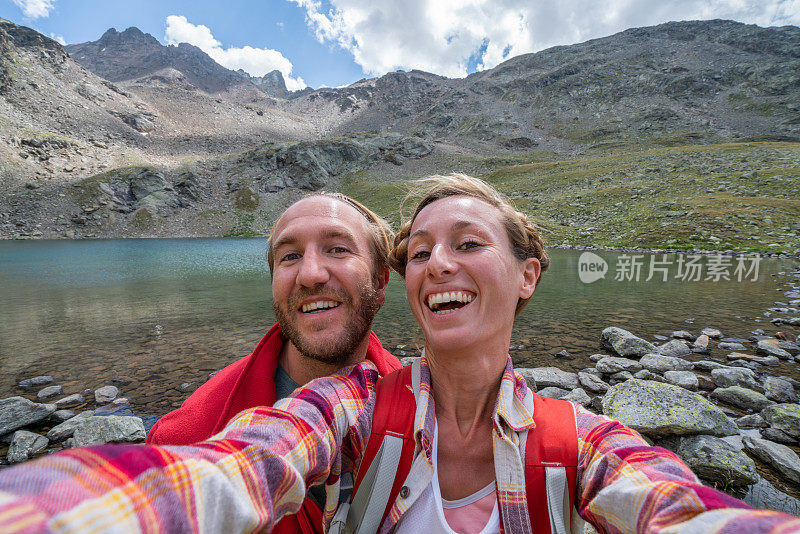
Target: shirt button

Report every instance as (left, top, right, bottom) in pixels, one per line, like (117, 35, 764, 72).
(399, 486, 410, 499)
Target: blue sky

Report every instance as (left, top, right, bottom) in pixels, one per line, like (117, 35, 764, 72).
(2, 0, 799, 90)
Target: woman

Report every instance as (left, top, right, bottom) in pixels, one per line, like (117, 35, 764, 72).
(0, 174, 797, 533)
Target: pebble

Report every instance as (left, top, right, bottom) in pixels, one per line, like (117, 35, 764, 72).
(736, 414, 767, 429)
(718, 342, 747, 351)
(7, 430, 48, 464)
(743, 436, 800, 484)
(95, 386, 119, 404)
(17, 376, 54, 389)
(55, 393, 85, 409)
(710, 367, 760, 390)
(711, 387, 775, 412)
(664, 371, 698, 390)
(701, 328, 722, 339)
(763, 377, 798, 404)
(37, 385, 62, 400)
(578, 372, 609, 394)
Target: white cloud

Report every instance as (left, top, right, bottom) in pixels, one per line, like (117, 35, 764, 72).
(289, 0, 800, 78)
(12, 0, 55, 19)
(49, 32, 66, 45)
(164, 15, 306, 91)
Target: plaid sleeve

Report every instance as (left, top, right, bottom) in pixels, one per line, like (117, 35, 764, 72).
(0, 362, 379, 534)
(575, 406, 800, 533)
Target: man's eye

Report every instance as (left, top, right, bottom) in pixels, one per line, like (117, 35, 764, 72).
(281, 252, 301, 262)
(330, 246, 349, 254)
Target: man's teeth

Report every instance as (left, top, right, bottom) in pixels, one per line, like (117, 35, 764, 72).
(301, 301, 341, 313)
(427, 291, 475, 312)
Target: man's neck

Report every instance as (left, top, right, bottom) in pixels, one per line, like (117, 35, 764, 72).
(277, 335, 372, 387)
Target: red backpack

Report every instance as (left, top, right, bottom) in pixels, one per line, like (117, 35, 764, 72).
(331, 362, 580, 534)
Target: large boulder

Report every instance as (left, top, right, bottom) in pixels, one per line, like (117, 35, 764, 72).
(71, 415, 146, 447)
(742, 436, 800, 484)
(7, 430, 48, 464)
(601, 327, 656, 358)
(711, 387, 775, 412)
(710, 367, 760, 390)
(639, 353, 694, 374)
(660, 434, 757, 487)
(595, 356, 642, 374)
(516, 367, 578, 390)
(761, 404, 800, 439)
(0, 396, 56, 435)
(602, 379, 737, 438)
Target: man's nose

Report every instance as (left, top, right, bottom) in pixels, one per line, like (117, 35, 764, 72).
(296, 250, 331, 286)
(426, 244, 456, 279)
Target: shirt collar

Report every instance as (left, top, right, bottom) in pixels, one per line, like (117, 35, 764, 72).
(412, 354, 536, 464)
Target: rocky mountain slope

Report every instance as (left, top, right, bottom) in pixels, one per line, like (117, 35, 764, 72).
(283, 20, 800, 147)
(1, 18, 799, 249)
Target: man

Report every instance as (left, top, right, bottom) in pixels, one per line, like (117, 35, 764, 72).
(147, 192, 402, 534)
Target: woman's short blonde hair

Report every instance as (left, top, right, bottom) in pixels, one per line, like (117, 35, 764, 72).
(389, 173, 549, 316)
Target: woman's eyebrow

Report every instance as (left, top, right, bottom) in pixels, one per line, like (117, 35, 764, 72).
(408, 228, 430, 241)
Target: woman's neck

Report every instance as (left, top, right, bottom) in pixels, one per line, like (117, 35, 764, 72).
(426, 340, 508, 438)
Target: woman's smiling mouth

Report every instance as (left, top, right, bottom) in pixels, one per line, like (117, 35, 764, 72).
(426, 291, 475, 314)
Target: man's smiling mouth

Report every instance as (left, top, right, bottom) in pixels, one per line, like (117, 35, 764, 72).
(301, 300, 342, 313)
(426, 291, 475, 314)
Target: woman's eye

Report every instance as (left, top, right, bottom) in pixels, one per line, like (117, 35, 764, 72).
(458, 240, 481, 250)
(410, 250, 430, 261)
(330, 246, 349, 254)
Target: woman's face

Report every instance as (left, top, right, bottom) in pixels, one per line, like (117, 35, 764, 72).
(404, 195, 539, 355)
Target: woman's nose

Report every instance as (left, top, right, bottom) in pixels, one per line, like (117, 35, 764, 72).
(426, 244, 456, 278)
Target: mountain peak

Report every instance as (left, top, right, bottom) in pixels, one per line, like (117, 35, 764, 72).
(96, 26, 159, 47)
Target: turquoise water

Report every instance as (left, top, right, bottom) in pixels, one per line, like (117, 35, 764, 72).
(1, 239, 797, 417)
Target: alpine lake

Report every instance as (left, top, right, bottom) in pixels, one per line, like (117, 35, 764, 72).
(1, 238, 798, 423)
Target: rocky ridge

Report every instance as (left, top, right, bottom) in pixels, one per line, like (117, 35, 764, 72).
(1, 18, 800, 245)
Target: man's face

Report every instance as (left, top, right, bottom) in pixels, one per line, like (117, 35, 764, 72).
(270, 196, 387, 366)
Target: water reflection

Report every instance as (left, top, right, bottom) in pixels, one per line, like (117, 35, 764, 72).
(0, 239, 796, 417)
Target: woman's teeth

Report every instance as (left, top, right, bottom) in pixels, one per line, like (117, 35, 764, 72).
(426, 291, 475, 313)
(301, 301, 341, 313)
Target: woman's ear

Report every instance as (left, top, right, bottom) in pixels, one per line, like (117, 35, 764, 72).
(519, 257, 540, 299)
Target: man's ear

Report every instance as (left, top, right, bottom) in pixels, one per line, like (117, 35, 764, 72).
(375, 266, 390, 304)
(519, 258, 540, 300)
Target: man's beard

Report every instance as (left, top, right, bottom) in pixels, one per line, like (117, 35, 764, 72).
(274, 282, 381, 367)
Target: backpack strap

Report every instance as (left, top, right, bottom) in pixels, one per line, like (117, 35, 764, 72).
(330, 362, 418, 534)
(524, 394, 579, 534)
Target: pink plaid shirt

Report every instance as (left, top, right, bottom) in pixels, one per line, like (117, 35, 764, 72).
(0, 357, 797, 533)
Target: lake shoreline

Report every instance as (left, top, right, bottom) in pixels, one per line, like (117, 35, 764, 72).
(3, 236, 799, 260)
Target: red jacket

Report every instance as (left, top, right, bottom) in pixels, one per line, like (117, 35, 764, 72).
(146, 323, 402, 533)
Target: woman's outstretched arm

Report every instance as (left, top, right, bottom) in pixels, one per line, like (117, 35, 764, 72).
(0, 361, 379, 533)
(575, 406, 800, 533)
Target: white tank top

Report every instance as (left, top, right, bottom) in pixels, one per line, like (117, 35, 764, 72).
(395, 423, 501, 534)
